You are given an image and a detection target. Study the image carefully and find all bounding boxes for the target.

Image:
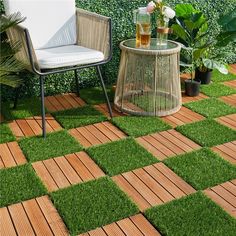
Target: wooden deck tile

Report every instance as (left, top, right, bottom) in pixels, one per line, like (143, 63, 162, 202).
(216, 114, 236, 130)
(182, 92, 208, 104)
(112, 163, 196, 211)
(161, 106, 205, 128)
(0, 195, 69, 236)
(204, 179, 236, 218)
(219, 94, 236, 107)
(136, 129, 201, 161)
(32, 151, 105, 192)
(45, 93, 86, 112)
(212, 141, 236, 165)
(78, 214, 161, 236)
(224, 80, 236, 89)
(94, 103, 124, 117)
(69, 121, 127, 148)
(0, 141, 27, 169)
(8, 114, 62, 138)
(229, 64, 236, 75)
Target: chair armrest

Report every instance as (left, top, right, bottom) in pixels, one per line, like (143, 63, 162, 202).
(5, 20, 39, 72)
(76, 8, 112, 61)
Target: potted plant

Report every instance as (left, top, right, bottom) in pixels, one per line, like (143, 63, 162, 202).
(171, 4, 235, 87)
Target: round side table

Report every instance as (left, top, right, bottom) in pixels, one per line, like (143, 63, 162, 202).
(114, 39, 182, 116)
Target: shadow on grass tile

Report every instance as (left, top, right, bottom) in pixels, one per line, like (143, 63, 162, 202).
(0, 123, 16, 144)
(112, 116, 171, 137)
(52, 105, 107, 129)
(176, 119, 236, 147)
(164, 148, 236, 190)
(184, 98, 236, 118)
(145, 192, 236, 236)
(87, 138, 158, 176)
(1, 97, 42, 120)
(0, 164, 47, 207)
(19, 130, 82, 162)
(51, 177, 138, 235)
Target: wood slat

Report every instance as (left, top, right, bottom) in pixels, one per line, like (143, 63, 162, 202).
(103, 222, 126, 236)
(69, 122, 126, 148)
(7, 142, 27, 165)
(224, 80, 236, 89)
(136, 129, 200, 160)
(94, 103, 124, 118)
(220, 94, 236, 107)
(0, 143, 17, 168)
(0, 207, 17, 236)
(182, 92, 208, 104)
(216, 114, 236, 130)
(88, 228, 107, 236)
(116, 218, 143, 236)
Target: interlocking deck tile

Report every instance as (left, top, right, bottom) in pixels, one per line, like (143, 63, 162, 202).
(229, 64, 236, 75)
(32, 151, 105, 192)
(69, 121, 127, 148)
(212, 141, 236, 165)
(112, 163, 196, 211)
(0, 113, 4, 123)
(182, 92, 208, 104)
(0, 142, 27, 169)
(216, 114, 236, 130)
(224, 80, 236, 89)
(219, 94, 236, 107)
(94, 103, 124, 117)
(161, 106, 205, 128)
(45, 93, 86, 112)
(78, 214, 161, 236)
(204, 179, 236, 218)
(136, 129, 201, 161)
(0, 195, 69, 236)
(8, 114, 62, 138)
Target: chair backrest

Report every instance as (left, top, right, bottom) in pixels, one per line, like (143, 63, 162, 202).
(3, 0, 77, 49)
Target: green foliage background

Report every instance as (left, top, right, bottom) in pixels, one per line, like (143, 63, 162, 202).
(0, 0, 235, 101)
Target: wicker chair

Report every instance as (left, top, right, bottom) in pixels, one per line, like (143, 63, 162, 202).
(3, 0, 113, 138)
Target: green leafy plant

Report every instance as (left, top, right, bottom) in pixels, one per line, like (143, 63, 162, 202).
(172, 4, 235, 75)
(0, 13, 25, 88)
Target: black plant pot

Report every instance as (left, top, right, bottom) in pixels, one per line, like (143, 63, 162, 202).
(185, 79, 201, 97)
(195, 68, 213, 84)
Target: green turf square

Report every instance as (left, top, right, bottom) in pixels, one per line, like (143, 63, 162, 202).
(184, 98, 236, 118)
(51, 177, 138, 235)
(0, 123, 16, 144)
(0, 164, 47, 207)
(164, 148, 236, 190)
(52, 105, 107, 129)
(112, 116, 171, 137)
(1, 97, 42, 120)
(87, 138, 158, 176)
(211, 70, 236, 83)
(201, 83, 236, 97)
(176, 119, 236, 147)
(145, 192, 236, 236)
(19, 130, 82, 162)
(80, 87, 114, 105)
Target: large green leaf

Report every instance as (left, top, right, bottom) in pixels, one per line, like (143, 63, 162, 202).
(216, 31, 236, 46)
(218, 8, 236, 32)
(175, 4, 196, 18)
(203, 59, 228, 74)
(171, 24, 189, 42)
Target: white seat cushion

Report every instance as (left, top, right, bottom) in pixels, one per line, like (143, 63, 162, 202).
(3, 0, 76, 49)
(35, 45, 104, 69)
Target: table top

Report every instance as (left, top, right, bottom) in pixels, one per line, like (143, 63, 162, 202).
(120, 39, 181, 55)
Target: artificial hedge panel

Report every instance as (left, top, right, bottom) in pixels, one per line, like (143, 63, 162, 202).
(0, 0, 235, 101)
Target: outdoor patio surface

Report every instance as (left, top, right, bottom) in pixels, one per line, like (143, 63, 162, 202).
(1, 66, 236, 235)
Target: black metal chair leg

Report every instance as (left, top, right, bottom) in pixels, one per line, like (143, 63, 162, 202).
(39, 75, 46, 138)
(74, 69, 80, 96)
(96, 65, 113, 118)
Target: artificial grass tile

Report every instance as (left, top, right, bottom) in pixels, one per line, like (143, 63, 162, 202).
(52, 105, 107, 129)
(211, 70, 236, 83)
(1, 97, 42, 120)
(19, 130, 82, 162)
(184, 98, 236, 118)
(164, 148, 236, 190)
(176, 119, 236, 147)
(201, 83, 236, 97)
(145, 192, 236, 236)
(87, 138, 158, 176)
(112, 116, 171, 137)
(0, 164, 47, 207)
(0, 123, 15, 144)
(80, 87, 114, 105)
(51, 177, 138, 235)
